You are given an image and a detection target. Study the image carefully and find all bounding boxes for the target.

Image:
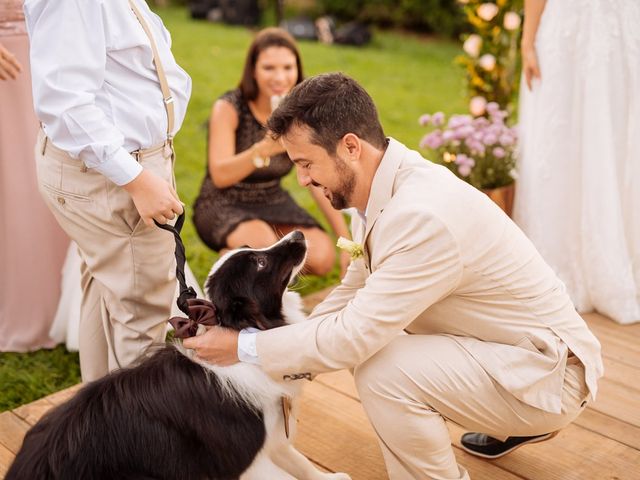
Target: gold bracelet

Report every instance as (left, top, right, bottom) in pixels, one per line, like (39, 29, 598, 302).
(251, 144, 270, 169)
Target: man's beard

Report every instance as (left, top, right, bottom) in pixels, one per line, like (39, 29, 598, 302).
(328, 155, 356, 210)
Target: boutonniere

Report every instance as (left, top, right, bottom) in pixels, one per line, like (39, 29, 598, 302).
(336, 237, 364, 260)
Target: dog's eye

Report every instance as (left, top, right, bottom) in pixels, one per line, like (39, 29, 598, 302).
(256, 257, 267, 270)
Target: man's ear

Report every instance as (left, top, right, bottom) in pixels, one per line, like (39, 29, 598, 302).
(341, 133, 361, 160)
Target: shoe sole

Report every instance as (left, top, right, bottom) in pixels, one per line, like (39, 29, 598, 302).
(460, 431, 559, 460)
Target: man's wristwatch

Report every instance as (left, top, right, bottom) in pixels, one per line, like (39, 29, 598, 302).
(252, 144, 271, 169)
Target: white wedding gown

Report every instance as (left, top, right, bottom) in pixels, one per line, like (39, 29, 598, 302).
(49, 242, 205, 351)
(514, 0, 640, 324)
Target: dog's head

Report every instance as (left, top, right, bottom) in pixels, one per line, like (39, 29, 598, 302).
(203, 230, 307, 331)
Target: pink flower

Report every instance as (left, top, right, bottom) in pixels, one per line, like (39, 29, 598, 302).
(503, 12, 521, 31)
(493, 147, 506, 158)
(419, 114, 431, 126)
(477, 3, 499, 21)
(469, 96, 487, 116)
(486, 102, 500, 114)
(463, 34, 482, 58)
(478, 54, 496, 71)
(442, 130, 456, 142)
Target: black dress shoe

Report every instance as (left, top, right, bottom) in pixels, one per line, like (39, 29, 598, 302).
(460, 431, 558, 459)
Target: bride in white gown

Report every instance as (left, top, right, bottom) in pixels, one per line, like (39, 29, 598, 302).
(514, 0, 640, 324)
(50, 242, 204, 351)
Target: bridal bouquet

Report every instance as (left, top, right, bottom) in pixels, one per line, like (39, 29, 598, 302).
(419, 102, 517, 190)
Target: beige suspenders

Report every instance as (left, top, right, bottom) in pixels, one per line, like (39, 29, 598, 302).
(128, 0, 175, 143)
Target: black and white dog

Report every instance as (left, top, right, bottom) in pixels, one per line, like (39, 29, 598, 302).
(7, 231, 350, 480)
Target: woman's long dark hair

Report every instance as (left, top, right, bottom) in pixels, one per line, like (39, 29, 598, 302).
(238, 27, 304, 101)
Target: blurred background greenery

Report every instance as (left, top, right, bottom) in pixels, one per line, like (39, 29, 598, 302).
(1, 4, 468, 411)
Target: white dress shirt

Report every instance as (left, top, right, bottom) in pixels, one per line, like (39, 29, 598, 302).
(24, 0, 192, 185)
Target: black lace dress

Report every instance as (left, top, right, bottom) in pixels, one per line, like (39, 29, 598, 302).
(193, 89, 321, 251)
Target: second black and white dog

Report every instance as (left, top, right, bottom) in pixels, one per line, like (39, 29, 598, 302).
(6, 231, 350, 480)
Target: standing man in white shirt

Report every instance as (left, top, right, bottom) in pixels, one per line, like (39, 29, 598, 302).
(24, 0, 192, 381)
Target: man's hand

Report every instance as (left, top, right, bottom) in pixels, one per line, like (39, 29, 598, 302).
(123, 169, 183, 226)
(182, 326, 240, 366)
(0, 43, 22, 81)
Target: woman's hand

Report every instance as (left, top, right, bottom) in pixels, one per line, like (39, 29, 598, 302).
(522, 43, 541, 90)
(182, 326, 240, 366)
(256, 135, 286, 158)
(0, 43, 22, 81)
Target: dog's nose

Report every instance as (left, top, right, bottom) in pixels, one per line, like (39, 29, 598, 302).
(290, 230, 305, 243)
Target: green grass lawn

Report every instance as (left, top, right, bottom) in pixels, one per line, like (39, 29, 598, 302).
(0, 6, 466, 411)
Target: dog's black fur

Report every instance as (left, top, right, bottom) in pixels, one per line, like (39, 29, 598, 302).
(6, 231, 308, 480)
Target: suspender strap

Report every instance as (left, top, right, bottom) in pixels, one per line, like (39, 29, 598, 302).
(128, 0, 175, 139)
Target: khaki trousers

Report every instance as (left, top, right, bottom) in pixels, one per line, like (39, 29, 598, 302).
(35, 131, 176, 381)
(353, 334, 589, 480)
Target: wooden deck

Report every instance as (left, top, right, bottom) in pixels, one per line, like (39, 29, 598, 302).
(1, 288, 639, 479)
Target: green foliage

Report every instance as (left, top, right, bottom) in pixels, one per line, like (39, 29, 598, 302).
(1, 6, 466, 410)
(455, 0, 522, 112)
(0, 346, 80, 411)
(317, 0, 467, 37)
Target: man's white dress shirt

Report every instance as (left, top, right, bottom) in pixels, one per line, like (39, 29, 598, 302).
(24, 0, 192, 185)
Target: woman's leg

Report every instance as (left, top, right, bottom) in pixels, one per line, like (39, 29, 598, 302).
(275, 225, 336, 276)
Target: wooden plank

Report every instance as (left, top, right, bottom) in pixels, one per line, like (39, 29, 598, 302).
(448, 421, 640, 480)
(0, 412, 30, 455)
(302, 374, 522, 480)
(588, 377, 640, 428)
(12, 397, 54, 426)
(0, 442, 15, 479)
(573, 408, 640, 450)
(45, 384, 82, 407)
(583, 313, 640, 368)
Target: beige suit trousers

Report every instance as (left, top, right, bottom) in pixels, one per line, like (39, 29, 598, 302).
(35, 131, 176, 381)
(353, 334, 589, 480)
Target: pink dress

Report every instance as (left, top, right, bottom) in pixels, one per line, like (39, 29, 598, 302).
(0, 0, 69, 351)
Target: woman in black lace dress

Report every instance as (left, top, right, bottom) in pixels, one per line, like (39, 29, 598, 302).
(193, 28, 350, 276)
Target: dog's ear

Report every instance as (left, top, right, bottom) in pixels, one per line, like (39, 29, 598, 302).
(218, 296, 270, 330)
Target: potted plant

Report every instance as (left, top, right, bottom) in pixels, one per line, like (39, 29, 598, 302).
(419, 103, 517, 216)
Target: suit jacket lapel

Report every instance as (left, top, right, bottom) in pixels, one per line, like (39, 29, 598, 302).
(361, 138, 406, 255)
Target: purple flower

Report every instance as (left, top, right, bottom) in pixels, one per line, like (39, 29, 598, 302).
(431, 112, 445, 127)
(483, 133, 498, 145)
(455, 153, 469, 165)
(420, 131, 443, 149)
(493, 147, 506, 158)
(419, 114, 431, 126)
(442, 130, 456, 142)
(486, 102, 500, 114)
(458, 164, 472, 177)
(498, 133, 515, 146)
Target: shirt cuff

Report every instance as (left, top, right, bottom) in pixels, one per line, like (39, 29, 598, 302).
(90, 147, 143, 186)
(238, 328, 260, 365)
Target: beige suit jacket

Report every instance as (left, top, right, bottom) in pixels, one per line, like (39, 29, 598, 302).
(257, 138, 603, 414)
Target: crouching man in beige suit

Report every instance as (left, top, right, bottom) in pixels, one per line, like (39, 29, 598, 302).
(184, 73, 604, 480)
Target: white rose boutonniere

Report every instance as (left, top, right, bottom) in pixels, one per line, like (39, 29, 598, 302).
(336, 237, 364, 260)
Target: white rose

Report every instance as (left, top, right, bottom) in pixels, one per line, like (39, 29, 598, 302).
(503, 12, 521, 30)
(477, 3, 499, 21)
(463, 34, 482, 58)
(479, 53, 496, 71)
(470, 96, 487, 116)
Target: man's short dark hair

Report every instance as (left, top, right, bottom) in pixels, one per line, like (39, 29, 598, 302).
(267, 73, 386, 154)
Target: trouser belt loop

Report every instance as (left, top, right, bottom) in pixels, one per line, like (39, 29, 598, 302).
(41, 135, 48, 156)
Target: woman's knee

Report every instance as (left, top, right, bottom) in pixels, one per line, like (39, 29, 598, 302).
(226, 220, 278, 249)
(302, 229, 336, 275)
